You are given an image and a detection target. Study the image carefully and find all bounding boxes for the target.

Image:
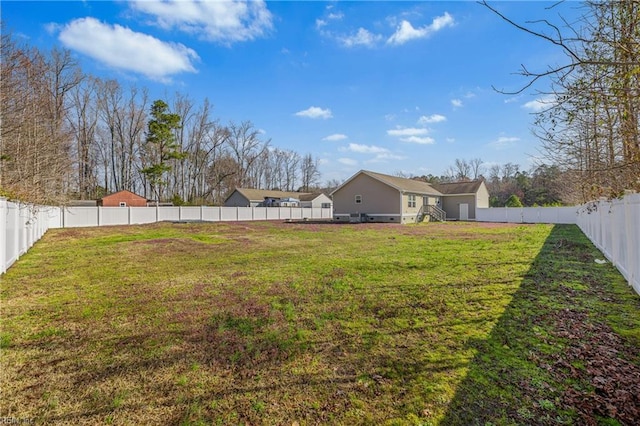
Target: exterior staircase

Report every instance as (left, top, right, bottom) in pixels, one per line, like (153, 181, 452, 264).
(417, 205, 446, 222)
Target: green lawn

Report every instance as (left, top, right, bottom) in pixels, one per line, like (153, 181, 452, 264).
(1, 221, 638, 425)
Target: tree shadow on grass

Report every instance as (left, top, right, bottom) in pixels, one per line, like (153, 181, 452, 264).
(440, 225, 640, 426)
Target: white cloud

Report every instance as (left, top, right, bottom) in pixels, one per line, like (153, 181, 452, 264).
(295, 106, 333, 119)
(322, 133, 348, 142)
(131, 0, 273, 44)
(523, 95, 556, 112)
(417, 114, 446, 124)
(367, 152, 408, 163)
(387, 127, 429, 137)
(446, 137, 456, 143)
(400, 136, 435, 145)
(387, 12, 454, 45)
(451, 99, 463, 108)
(343, 143, 389, 154)
(338, 158, 358, 166)
(340, 28, 383, 48)
(58, 17, 198, 81)
(489, 136, 520, 150)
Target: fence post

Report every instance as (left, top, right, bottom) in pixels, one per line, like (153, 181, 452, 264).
(624, 191, 635, 288)
(0, 198, 7, 274)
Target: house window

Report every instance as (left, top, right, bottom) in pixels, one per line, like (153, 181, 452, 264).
(355, 195, 362, 204)
(321, 203, 331, 208)
(119, 202, 127, 207)
(408, 195, 416, 208)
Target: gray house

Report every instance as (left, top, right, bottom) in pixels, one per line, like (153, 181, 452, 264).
(331, 170, 489, 223)
(224, 188, 332, 209)
(431, 180, 490, 220)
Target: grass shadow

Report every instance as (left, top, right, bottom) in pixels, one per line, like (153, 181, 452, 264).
(440, 224, 640, 425)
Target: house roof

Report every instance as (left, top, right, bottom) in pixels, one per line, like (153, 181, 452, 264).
(431, 180, 485, 195)
(100, 190, 147, 201)
(298, 192, 327, 202)
(332, 170, 442, 196)
(229, 188, 324, 202)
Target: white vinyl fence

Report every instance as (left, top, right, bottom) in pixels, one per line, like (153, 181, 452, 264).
(0, 198, 56, 274)
(476, 206, 578, 224)
(1, 203, 332, 274)
(477, 197, 639, 296)
(50, 206, 332, 228)
(576, 192, 640, 295)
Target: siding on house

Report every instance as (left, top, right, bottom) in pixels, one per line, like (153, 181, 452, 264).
(225, 191, 254, 207)
(431, 180, 489, 220)
(476, 184, 490, 208)
(441, 194, 477, 220)
(332, 170, 488, 223)
(332, 172, 401, 216)
(299, 193, 332, 209)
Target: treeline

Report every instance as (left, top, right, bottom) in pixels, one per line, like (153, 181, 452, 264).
(483, 1, 640, 200)
(0, 32, 321, 206)
(412, 158, 573, 207)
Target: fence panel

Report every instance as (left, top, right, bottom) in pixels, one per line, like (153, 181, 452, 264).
(577, 193, 640, 296)
(477, 206, 578, 224)
(100, 207, 130, 226)
(180, 207, 202, 221)
(253, 208, 267, 221)
(237, 208, 253, 221)
(63, 207, 99, 227)
(158, 207, 180, 222)
(279, 208, 292, 220)
(130, 207, 157, 225)
(202, 207, 221, 222)
(220, 207, 239, 221)
(1, 198, 52, 275)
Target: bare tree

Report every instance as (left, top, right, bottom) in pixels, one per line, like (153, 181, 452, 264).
(0, 33, 80, 204)
(225, 121, 269, 189)
(300, 153, 321, 192)
(481, 0, 640, 197)
(469, 158, 484, 180)
(68, 76, 100, 199)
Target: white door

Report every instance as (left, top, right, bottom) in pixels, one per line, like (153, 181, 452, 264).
(459, 203, 469, 221)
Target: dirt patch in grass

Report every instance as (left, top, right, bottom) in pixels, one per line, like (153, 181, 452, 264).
(1, 222, 638, 425)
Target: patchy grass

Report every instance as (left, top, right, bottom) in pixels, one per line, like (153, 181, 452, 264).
(1, 221, 638, 425)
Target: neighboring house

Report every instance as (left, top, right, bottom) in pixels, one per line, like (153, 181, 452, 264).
(331, 170, 489, 223)
(98, 190, 148, 207)
(431, 180, 490, 221)
(331, 170, 443, 224)
(224, 188, 332, 209)
(299, 193, 332, 209)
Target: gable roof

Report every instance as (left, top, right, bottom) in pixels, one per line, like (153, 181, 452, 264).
(100, 190, 147, 201)
(298, 192, 327, 202)
(332, 170, 442, 196)
(228, 188, 316, 202)
(431, 180, 485, 195)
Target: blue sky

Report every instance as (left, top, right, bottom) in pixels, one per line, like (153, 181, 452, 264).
(3, 1, 582, 183)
